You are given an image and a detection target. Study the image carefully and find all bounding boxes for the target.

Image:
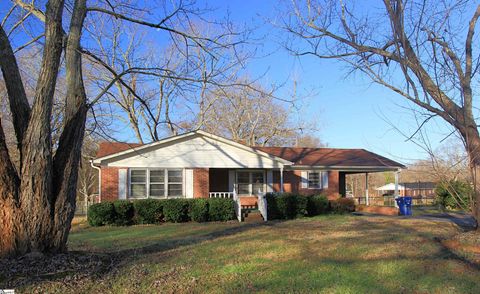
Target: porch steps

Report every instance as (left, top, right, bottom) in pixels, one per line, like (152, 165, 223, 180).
(243, 211, 264, 223)
(241, 206, 264, 222)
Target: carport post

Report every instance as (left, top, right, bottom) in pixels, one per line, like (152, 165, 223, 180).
(365, 172, 369, 206)
(394, 170, 400, 208)
(280, 167, 284, 193)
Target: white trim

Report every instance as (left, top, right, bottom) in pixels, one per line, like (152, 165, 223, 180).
(93, 130, 293, 166)
(128, 168, 185, 199)
(118, 169, 127, 199)
(301, 171, 308, 188)
(290, 166, 404, 171)
(185, 169, 193, 198)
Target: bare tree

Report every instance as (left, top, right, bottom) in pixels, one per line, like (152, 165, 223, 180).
(198, 82, 319, 146)
(0, 0, 245, 257)
(283, 0, 480, 225)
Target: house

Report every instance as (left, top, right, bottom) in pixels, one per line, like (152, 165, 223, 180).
(92, 130, 405, 220)
(376, 182, 436, 198)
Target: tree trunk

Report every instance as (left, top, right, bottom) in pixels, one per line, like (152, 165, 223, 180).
(459, 119, 480, 229)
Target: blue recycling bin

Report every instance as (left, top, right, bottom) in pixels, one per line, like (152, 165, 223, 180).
(395, 197, 406, 215)
(404, 196, 413, 216)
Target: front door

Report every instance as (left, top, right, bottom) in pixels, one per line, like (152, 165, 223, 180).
(236, 170, 265, 196)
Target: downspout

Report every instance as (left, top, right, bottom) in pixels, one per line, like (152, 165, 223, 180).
(90, 159, 101, 203)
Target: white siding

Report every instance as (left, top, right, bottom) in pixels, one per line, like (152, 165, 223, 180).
(118, 169, 127, 199)
(104, 135, 283, 169)
(185, 169, 194, 198)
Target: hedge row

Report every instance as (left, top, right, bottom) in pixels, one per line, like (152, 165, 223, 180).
(266, 193, 354, 220)
(87, 198, 235, 227)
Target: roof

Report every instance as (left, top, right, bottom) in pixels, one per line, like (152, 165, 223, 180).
(94, 131, 404, 170)
(253, 147, 405, 168)
(376, 182, 436, 190)
(93, 131, 292, 166)
(96, 142, 143, 158)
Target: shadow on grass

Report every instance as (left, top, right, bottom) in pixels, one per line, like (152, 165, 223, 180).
(2, 216, 479, 291)
(0, 221, 277, 289)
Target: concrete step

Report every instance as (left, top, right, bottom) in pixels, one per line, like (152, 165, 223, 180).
(244, 211, 264, 223)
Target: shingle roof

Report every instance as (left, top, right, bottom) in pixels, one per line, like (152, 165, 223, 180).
(253, 147, 405, 168)
(96, 142, 143, 158)
(96, 141, 404, 169)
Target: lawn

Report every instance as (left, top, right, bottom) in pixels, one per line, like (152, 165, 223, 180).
(2, 214, 480, 293)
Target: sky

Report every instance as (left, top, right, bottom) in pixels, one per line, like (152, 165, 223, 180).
(197, 0, 458, 164)
(0, 0, 469, 165)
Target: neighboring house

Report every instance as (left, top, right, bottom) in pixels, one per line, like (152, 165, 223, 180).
(92, 130, 405, 220)
(376, 182, 436, 198)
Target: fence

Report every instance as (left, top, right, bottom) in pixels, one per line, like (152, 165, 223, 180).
(354, 195, 435, 207)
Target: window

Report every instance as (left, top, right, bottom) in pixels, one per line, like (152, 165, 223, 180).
(237, 171, 250, 195)
(308, 171, 321, 189)
(236, 171, 265, 195)
(149, 170, 165, 198)
(130, 170, 147, 198)
(307, 171, 328, 189)
(252, 172, 265, 194)
(167, 170, 183, 197)
(129, 169, 183, 198)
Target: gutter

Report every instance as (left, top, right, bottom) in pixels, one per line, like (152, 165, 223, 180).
(90, 159, 101, 203)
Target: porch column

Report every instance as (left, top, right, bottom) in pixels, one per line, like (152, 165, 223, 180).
(365, 172, 369, 206)
(394, 170, 400, 208)
(280, 167, 284, 193)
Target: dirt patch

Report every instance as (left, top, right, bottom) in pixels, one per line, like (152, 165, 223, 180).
(442, 232, 480, 264)
(356, 205, 398, 216)
(443, 240, 480, 254)
(0, 251, 116, 290)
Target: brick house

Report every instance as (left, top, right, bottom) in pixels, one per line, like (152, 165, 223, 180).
(92, 130, 404, 220)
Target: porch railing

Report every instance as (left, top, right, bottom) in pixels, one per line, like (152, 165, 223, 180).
(209, 192, 234, 198)
(257, 192, 267, 221)
(232, 190, 242, 222)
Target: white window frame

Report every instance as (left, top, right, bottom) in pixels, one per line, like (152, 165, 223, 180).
(129, 169, 148, 199)
(166, 169, 183, 198)
(128, 168, 184, 199)
(149, 169, 165, 199)
(235, 170, 266, 195)
(307, 171, 328, 189)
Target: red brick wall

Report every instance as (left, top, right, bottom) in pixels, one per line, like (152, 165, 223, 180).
(272, 170, 340, 200)
(101, 167, 125, 202)
(193, 168, 209, 198)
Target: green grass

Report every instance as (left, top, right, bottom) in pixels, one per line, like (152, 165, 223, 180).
(16, 215, 480, 293)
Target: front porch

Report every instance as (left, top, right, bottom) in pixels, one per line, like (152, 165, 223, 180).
(208, 168, 270, 222)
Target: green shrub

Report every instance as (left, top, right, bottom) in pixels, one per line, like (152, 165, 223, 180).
(435, 180, 472, 210)
(266, 193, 309, 219)
(190, 199, 209, 222)
(113, 200, 134, 226)
(163, 199, 191, 222)
(88, 202, 115, 226)
(133, 199, 164, 224)
(330, 198, 355, 214)
(266, 193, 281, 219)
(208, 198, 235, 221)
(307, 194, 330, 216)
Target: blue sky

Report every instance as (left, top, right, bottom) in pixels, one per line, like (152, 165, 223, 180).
(0, 0, 463, 164)
(200, 0, 456, 163)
